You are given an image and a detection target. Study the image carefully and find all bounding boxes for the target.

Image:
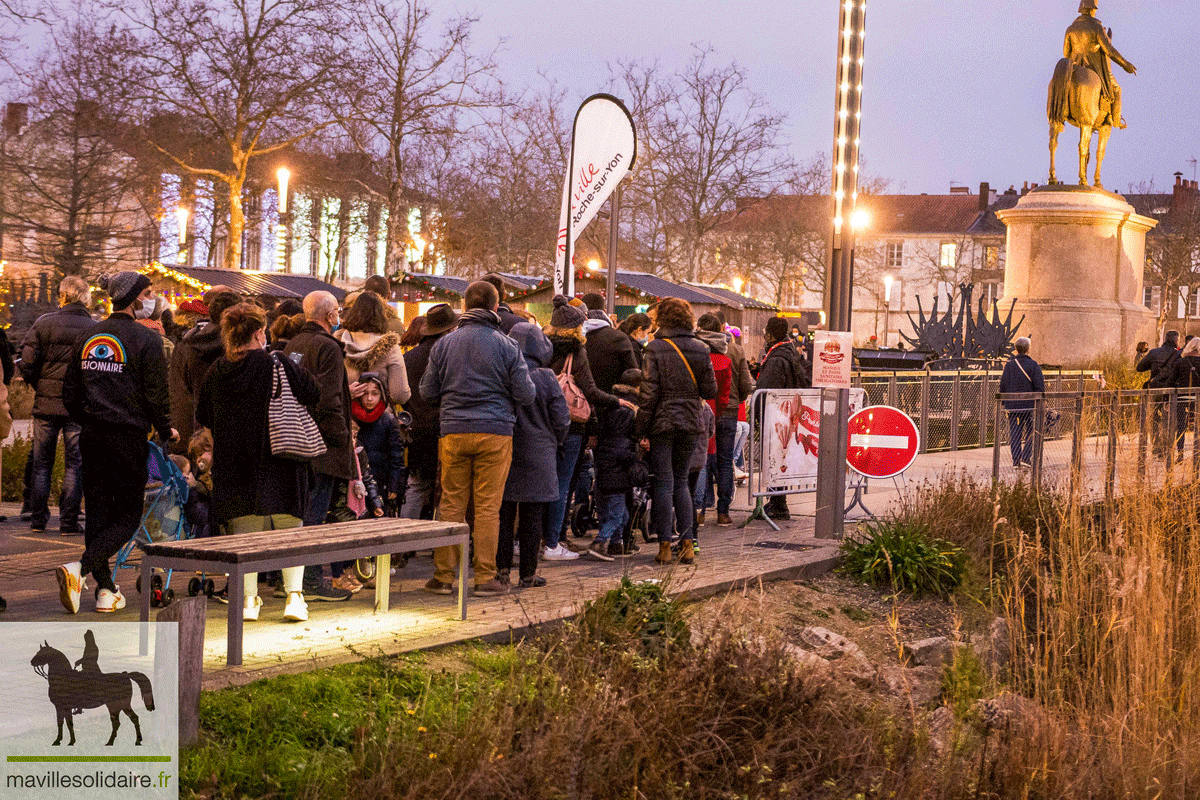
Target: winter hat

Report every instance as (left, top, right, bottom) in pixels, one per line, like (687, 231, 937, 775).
(551, 295, 586, 328)
(619, 367, 643, 387)
(765, 316, 789, 343)
(586, 309, 610, 321)
(423, 303, 458, 335)
(102, 271, 151, 310)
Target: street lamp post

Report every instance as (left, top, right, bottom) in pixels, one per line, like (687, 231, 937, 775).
(816, 0, 867, 541)
(883, 274, 893, 346)
(276, 167, 291, 272)
(176, 206, 189, 266)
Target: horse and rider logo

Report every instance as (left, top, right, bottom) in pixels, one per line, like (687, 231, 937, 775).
(29, 631, 155, 746)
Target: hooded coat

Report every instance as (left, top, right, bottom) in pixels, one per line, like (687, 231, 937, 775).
(696, 329, 733, 415)
(283, 322, 355, 480)
(594, 382, 640, 494)
(548, 333, 620, 435)
(584, 316, 638, 394)
(167, 321, 226, 453)
(337, 329, 411, 404)
(352, 375, 407, 496)
(503, 322, 570, 503)
(756, 339, 809, 390)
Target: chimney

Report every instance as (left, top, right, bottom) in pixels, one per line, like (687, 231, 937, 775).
(1176, 172, 1184, 187)
(4, 102, 28, 137)
(978, 182, 991, 212)
(1021, 181, 1030, 195)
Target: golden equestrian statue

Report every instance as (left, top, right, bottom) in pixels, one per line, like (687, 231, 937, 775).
(1047, 0, 1137, 189)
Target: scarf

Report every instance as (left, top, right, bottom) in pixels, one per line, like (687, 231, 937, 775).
(351, 400, 386, 424)
(458, 308, 501, 328)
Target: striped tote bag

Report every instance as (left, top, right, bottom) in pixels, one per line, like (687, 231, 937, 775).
(268, 354, 327, 460)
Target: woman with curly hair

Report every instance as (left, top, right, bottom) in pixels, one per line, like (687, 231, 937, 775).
(637, 297, 717, 565)
(337, 291, 411, 405)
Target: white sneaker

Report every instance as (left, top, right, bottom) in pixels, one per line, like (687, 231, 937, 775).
(95, 587, 126, 613)
(243, 595, 263, 621)
(56, 561, 84, 614)
(283, 591, 308, 622)
(543, 544, 580, 561)
(733, 465, 748, 480)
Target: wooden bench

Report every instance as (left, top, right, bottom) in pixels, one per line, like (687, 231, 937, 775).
(139, 518, 470, 667)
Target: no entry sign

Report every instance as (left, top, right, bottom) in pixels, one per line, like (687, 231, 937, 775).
(845, 405, 920, 479)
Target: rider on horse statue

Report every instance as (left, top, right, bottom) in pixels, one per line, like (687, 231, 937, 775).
(1063, 0, 1136, 129)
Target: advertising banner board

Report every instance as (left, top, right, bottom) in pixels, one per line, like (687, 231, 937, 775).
(811, 330, 854, 389)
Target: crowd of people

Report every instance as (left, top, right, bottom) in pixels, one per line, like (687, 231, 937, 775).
(0, 270, 820, 619)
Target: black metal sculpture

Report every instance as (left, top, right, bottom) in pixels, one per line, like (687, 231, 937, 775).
(901, 283, 1024, 360)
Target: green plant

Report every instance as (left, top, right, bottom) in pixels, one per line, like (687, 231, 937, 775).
(839, 520, 967, 597)
(1, 434, 63, 502)
(579, 576, 690, 654)
(941, 646, 988, 720)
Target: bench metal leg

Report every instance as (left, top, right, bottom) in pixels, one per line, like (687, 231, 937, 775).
(139, 558, 154, 656)
(227, 570, 244, 667)
(375, 554, 390, 613)
(457, 542, 467, 621)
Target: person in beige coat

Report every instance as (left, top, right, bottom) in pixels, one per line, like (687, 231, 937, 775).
(337, 291, 411, 405)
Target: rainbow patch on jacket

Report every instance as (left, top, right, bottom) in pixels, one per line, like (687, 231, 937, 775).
(80, 333, 126, 373)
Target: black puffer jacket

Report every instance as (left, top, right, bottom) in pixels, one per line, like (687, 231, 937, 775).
(595, 382, 639, 494)
(637, 327, 718, 438)
(19, 303, 96, 417)
(756, 339, 809, 390)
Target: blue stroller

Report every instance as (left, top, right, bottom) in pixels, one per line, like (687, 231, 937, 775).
(113, 441, 194, 607)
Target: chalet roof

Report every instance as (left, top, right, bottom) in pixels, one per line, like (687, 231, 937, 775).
(399, 272, 471, 297)
(683, 282, 778, 311)
(157, 265, 346, 301)
(613, 270, 727, 306)
(717, 193, 985, 237)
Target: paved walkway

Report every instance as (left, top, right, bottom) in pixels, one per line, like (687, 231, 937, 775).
(0, 439, 1089, 689)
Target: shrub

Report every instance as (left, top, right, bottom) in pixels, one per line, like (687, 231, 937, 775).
(839, 519, 967, 597)
(578, 576, 690, 655)
(1, 434, 63, 502)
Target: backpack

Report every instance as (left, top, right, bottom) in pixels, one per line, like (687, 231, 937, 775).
(558, 352, 592, 424)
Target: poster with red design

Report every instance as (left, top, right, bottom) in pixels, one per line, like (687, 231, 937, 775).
(811, 331, 854, 389)
(761, 388, 864, 493)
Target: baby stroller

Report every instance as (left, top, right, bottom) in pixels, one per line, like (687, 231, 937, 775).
(113, 440, 194, 608)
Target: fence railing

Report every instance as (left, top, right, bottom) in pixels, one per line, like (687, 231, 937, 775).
(991, 387, 1200, 502)
(850, 369, 1101, 454)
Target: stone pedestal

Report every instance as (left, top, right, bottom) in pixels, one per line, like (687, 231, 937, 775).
(997, 186, 1157, 367)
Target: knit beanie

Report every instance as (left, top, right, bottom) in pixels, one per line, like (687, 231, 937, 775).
(102, 271, 151, 310)
(550, 295, 586, 328)
(765, 316, 789, 343)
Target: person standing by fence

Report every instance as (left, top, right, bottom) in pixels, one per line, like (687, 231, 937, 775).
(999, 337, 1045, 470)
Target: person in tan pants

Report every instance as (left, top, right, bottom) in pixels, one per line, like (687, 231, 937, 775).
(419, 281, 536, 596)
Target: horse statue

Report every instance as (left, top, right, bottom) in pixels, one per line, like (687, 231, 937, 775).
(1047, 59, 1114, 189)
(30, 640, 155, 747)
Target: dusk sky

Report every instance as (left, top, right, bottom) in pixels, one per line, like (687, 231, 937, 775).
(462, 0, 1199, 197)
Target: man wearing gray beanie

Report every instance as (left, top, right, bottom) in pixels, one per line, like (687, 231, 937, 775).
(57, 271, 177, 614)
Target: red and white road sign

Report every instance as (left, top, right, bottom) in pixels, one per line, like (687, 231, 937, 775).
(845, 405, 920, 479)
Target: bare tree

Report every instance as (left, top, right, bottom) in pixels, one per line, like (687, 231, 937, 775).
(615, 46, 793, 284)
(342, 0, 499, 276)
(1130, 180, 1200, 339)
(117, 0, 354, 271)
(0, 15, 156, 277)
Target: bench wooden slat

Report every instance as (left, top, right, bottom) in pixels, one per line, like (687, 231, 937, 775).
(142, 519, 467, 564)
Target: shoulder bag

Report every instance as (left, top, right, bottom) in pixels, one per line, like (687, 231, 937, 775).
(1012, 356, 1060, 429)
(557, 352, 592, 424)
(268, 353, 327, 460)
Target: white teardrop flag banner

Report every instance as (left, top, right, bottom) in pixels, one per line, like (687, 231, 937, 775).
(554, 94, 637, 296)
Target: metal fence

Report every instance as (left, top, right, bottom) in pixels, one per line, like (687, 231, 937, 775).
(850, 369, 1101, 454)
(991, 388, 1200, 502)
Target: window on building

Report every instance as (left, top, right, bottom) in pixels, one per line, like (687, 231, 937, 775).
(886, 241, 903, 269)
(781, 279, 805, 310)
(1144, 284, 1162, 313)
(978, 281, 1001, 307)
(1189, 287, 1200, 319)
(939, 242, 958, 269)
(984, 245, 1001, 270)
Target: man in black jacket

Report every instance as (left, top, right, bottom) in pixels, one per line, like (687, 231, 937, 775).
(400, 303, 457, 520)
(283, 290, 356, 600)
(57, 271, 177, 614)
(19, 276, 95, 534)
(756, 317, 808, 520)
(582, 306, 638, 394)
(1137, 330, 1180, 386)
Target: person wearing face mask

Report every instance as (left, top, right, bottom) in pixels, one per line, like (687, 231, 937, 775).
(281, 290, 355, 602)
(57, 271, 178, 614)
(134, 293, 174, 362)
(617, 313, 652, 369)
